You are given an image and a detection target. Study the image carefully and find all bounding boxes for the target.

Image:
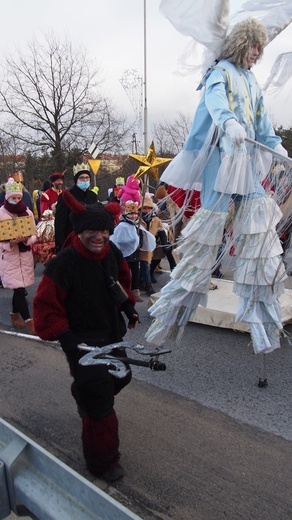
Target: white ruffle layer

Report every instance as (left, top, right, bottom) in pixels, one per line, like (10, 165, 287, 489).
(233, 196, 283, 235)
(145, 209, 225, 345)
(234, 257, 285, 286)
(160, 124, 218, 190)
(232, 197, 287, 354)
(214, 149, 255, 195)
(160, 149, 202, 189)
(145, 197, 287, 354)
(146, 287, 207, 346)
(161, 134, 269, 197)
(236, 300, 283, 354)
(234, 231, 283, 259)
(178, 207, 227, 246)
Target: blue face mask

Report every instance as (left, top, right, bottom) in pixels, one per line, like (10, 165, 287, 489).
(77, 181, 90, 191)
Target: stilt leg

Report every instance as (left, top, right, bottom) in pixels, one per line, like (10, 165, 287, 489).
(258, 353, 268, 388)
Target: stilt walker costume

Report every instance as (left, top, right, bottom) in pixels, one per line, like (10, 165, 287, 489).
(146, 7, 292, 355)
(33, 192, 139, 481)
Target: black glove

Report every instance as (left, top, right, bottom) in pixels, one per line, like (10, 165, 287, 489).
(122, 301, 139, 328)
(58, 329, 81, 354)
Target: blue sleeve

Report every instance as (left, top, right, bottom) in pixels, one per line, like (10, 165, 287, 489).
(204, 69, 235, 129)
(254, 91, 281, 149)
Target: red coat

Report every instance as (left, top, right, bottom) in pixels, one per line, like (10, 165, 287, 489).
(40, 188, 61, 215)
(167, 185, 201, 219)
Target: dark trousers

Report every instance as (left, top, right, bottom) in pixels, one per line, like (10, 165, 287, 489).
(127, 259, 140, 290)
(12, 288, 30, 320)
(156, 229, 176, 271)
(67, 347, 131, 476)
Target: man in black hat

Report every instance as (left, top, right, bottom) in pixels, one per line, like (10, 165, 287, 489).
(33, 191, 139, 482)
(39, 172, 64, 216)
(55, 163, 98, 252)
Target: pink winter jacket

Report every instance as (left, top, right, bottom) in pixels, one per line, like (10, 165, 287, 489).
(0, 205, 37, 289)
(117, 175, 141, 206)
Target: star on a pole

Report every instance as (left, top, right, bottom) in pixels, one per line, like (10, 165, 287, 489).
(129, 141, 172, 182)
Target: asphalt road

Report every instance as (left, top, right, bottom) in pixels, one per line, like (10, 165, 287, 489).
(0, 260, 292, 519)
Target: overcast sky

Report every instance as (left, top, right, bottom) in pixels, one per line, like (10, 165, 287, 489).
(1, 0, 292, 147)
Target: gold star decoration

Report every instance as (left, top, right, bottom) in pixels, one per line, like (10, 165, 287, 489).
(129, 141, 172, 182)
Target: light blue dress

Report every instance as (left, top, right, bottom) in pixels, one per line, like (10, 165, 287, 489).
(146, 60, 287, 354)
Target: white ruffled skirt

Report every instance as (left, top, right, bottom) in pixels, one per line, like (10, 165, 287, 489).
(145, 196, 287, 354)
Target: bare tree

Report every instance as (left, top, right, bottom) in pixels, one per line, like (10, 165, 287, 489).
(0, 33, 132, 170)
(152, 112, 191, 156)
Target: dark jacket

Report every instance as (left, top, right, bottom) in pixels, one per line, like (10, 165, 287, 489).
(54, 185, 98, 252)
(33, 236, 136, 348)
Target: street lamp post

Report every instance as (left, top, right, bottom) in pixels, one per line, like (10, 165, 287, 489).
(143, 0, 148, 154)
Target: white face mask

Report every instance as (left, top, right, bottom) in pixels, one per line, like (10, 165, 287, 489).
(7, 200, 18, 205)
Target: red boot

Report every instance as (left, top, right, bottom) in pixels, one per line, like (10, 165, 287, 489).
(82, 409, 120, 478)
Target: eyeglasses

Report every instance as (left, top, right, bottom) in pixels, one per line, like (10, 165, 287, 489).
(78, 176, 90, 181)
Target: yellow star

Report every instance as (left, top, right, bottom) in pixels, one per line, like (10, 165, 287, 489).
(129, 141, 172, 182)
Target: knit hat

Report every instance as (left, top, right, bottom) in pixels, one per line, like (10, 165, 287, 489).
(50, 172, 64, 183)
(5, 177, 23, 200)
(73, 162, 92, 183)
(141, 193, 154, 209)
(124, 200, 139, 214)
(62, 190, 117, 235)
(116, 177, 125, 186)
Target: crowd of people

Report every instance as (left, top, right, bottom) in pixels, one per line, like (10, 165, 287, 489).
(0, 162, 178, 481)
(0, 164, 176, 314)
(0, 14, 291, 484)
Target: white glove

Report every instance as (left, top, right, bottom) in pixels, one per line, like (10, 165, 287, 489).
(274, 143, 288, 157)
(224, 119, 247, 146)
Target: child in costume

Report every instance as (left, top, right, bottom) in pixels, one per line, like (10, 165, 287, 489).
(110, 200, 144, 302)
(117, 174, 141, 208)
(0, 177, 37, 333)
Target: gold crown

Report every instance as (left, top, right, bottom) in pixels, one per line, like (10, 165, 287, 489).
(73, 162, 91, 175)
(9, 172, 24, 182)
(116, 176, 125, 185)
(5, 177, 23, 194)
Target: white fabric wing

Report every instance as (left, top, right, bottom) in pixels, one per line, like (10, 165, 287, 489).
(160, 0, 292, 77)
(263, 52, 292, 93)
(160, 0, 229, 51)
(230, 0, 292, 42)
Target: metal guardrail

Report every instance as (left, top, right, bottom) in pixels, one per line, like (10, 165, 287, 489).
(0, 418, 142, 520)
